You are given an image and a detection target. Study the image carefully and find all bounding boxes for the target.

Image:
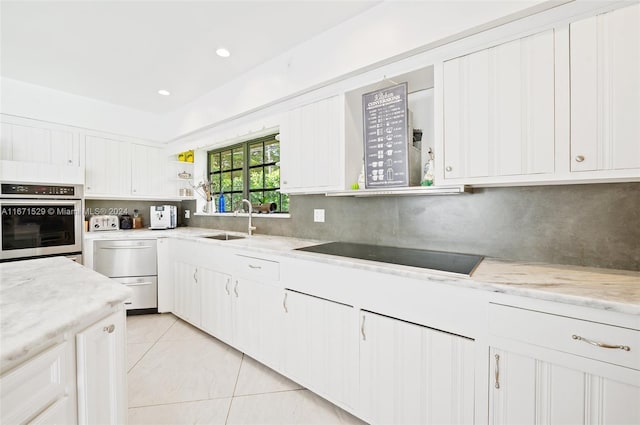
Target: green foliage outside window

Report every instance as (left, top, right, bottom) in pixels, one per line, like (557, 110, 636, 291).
(207, 134, 288, 213)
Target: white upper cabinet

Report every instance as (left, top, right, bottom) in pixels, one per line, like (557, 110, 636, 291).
(570, 3, 640, 173)
(131, 143, 167, 197)
(85, 136, 169, 198)
(279, 95, 343, 193)
(443, 29, 555, 181)
(85, 135, 131, 197)
(0, 117, 83, 184)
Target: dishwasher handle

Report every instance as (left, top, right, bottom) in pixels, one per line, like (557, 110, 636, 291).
(97, 246, 152, 250)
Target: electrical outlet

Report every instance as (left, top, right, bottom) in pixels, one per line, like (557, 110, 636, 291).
(313, 209, 325, 223)
(185, 209, 190, 219)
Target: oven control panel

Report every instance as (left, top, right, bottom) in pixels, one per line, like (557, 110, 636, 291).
(1, 183, 83, 199)
(1, 183, 76, 196)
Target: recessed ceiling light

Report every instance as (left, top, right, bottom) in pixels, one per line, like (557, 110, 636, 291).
(216, 48, 231, 58)
(158, 89, 171, 96)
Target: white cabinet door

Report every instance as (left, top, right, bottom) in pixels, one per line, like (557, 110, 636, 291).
(443, 29, 555, 180)
(0, 119, 82, 184)
(85, 135, 131, 196)
(359, 311, 475, 425)
(279, 95, 343, 193)
(489, 347, 640, 424)
(76, 310, 127, 425)
(200, 268, 233, 345)
(283, 290, 356, 409)
(570, 3, 640, 172)
(0, 342, 73, 425)
(131, 143, 168, 197)
(173, 261, 201, 326)
(232, 278, 284, 368)
(0, 122, 78, 166)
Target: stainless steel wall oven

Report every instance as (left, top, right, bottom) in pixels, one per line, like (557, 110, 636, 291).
(1, 182, 83, 262)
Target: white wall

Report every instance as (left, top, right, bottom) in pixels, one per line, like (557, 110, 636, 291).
(164, 0, 548, 140)
(0, 77, 167, 142)
(0, 1, 553, 144)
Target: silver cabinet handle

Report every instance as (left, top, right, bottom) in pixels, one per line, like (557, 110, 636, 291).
(494, 354, 500, 389)
(283, 292, 288, 313)
(445, 166, 453, 172)
(193, 269, 198, 283)
(225, 278, 230, 295)
(103, 324, 115, 334)
(361, 315, 366, 341)
(248, 264, 262, 269)
(234, 281, 239, 297)
(572, 334, 630, 351)
(575, 155, 585, 163)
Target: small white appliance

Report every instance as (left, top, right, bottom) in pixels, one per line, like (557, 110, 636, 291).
(150, 205, 177, 229)
(90, 215, 120, 231)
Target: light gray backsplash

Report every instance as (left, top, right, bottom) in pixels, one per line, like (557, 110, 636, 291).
(184, 183, 639, 271)
(84, 200, 184, 228)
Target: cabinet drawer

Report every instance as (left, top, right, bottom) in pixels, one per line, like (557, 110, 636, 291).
(0, 342, 68, 424)
(489, 303, 640, 370)
(235, 254, 279, 281)
(113, 276, 157, 310)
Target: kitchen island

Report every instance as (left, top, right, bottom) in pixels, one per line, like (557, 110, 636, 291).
(0, 256, 131, 424)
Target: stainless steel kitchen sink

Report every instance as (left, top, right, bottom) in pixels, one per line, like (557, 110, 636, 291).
(202, 234, 245, 241)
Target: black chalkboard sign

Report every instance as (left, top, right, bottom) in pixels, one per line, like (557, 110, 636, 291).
(362, 82, 409, 188)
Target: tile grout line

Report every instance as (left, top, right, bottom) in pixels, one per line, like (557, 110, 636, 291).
(225, 353, 245, 424)
(127, 315, 178, 374)
(232, 387, 307, 399)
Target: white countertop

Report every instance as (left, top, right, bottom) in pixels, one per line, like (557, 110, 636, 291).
(84, 227, 640, 315)
(0, 257, 131, 373)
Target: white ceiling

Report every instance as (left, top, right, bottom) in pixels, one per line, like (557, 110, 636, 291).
(1, 1, 379, 114)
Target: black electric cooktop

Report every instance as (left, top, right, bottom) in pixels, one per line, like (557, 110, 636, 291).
(296, 242, 483, 276)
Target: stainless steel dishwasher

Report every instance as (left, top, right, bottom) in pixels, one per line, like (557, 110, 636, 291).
(93, 239, 157, 313)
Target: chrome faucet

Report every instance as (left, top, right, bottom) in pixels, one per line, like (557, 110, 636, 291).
(241, 199, 256, 236)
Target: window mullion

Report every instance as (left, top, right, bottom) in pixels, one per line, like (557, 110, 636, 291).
(243, 142, 249, 201)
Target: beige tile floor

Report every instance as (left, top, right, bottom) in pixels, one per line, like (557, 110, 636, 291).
(127, 313, 365, 425)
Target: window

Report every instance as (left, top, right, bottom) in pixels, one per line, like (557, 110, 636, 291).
(208, 134, 289, 213)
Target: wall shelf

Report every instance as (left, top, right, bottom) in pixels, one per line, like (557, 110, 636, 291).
(325, 185, 471, 197)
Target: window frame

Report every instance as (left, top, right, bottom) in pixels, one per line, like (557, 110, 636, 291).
(207, 134, 288, 213)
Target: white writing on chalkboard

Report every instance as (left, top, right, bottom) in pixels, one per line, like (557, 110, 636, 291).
(362, 82, 409, 188)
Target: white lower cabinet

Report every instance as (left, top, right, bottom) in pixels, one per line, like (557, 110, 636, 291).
(30, 396, 73, 425)
(489, 303, 640, 425)
(172, 261, 201, 325)
(199, 268, 233, 344)
(75, 310, 127, 425)
(489, 347, 640, 424)
(283, 290, 356, 409)
(0, 342, 73, 425)
(233, 277, 284, 368)
(359, 311, 475, 425)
